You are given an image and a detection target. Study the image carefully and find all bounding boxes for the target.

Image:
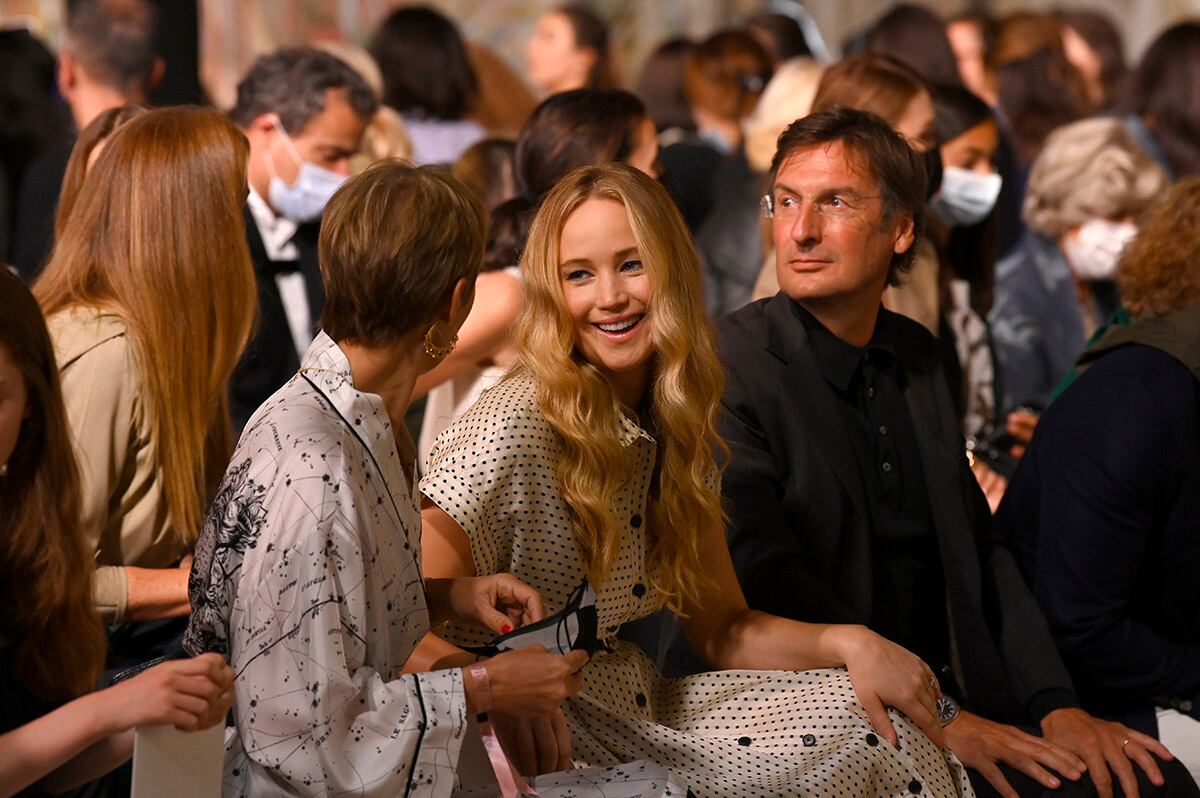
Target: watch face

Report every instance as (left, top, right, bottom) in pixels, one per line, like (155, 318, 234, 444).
(936, 695, 961, 726)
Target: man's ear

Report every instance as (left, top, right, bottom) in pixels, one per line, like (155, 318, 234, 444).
(57, 51, 78, 98)
(248, 112, 279, 136)
(892, 211, 917, 256)
(244, 113, 282, 152)
(146, 56, 166, 94)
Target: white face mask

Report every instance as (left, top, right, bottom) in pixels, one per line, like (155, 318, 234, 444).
(264, 118, 347, 223)
(1063, 219, 1138, 281)
(930, 166, 1002, 227)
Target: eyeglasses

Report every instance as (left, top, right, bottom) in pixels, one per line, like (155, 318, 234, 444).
(761, 192, 882, 221)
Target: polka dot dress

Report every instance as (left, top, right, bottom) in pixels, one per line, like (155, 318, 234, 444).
(422, 375, 973, 797)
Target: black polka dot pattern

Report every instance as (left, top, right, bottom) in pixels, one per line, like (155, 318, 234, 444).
(422, 376, 973, 796)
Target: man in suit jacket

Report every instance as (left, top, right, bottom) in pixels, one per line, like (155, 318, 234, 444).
(715, 107, 1191, 798)
(227, 48, 376, 430)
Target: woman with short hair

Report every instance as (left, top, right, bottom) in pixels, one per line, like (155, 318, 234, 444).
(998, 177, 1200, 787)
(989, 117, 1168, 414)
(183, 161, 589, 796)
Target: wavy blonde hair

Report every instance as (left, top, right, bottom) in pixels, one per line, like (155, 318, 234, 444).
(516, 163, 727, 612)
(36, 106, 256, 545)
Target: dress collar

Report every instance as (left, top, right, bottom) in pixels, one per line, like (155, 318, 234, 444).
(617, 407, 656, 448)
(247, 187, 299, 261)
(298, 331, 417, 492)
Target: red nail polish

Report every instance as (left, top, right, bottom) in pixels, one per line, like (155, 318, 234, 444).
(501, 624, 512, 634)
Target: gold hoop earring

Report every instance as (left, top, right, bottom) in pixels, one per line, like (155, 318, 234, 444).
(423, 323, 458, 359)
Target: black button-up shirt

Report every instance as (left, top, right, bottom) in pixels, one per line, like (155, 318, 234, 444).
(797, 306, 950, 672)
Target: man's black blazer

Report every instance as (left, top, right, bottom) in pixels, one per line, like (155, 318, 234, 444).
(716, 293, 1077, 723)
(229, 206, 323, 432)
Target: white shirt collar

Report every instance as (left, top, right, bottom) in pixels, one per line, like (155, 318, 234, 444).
(247, 187, 300, 261)
(298, 332, 418, 482)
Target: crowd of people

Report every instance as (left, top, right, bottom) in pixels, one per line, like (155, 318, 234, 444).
(2, 1, 1200, 796)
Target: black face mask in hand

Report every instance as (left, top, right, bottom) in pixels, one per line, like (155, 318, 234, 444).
(465, 579, 599, 658)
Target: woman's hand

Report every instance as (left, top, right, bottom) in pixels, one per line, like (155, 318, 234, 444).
(100, 653, 234, 733)
(971, 459, 1008, 513)
(476, 645, 588, 717)
(1006, 409, 1039, 459)
(835, 625, 945, 749)
(464, 645, 588, 776)
(427, 574, 546, 635)
(492, 708, 573, 776)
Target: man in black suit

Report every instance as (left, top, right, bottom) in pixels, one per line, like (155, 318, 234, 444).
(227, 49, 376, 430)
(714, 107, 1192, 798)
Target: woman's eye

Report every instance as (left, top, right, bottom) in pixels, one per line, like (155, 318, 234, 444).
(620, 260, 643, 272)
(565, 269, 590, 282)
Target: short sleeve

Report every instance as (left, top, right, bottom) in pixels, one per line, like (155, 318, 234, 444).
(420, 378, 557, 579)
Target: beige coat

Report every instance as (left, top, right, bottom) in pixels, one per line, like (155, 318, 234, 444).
(48, 306, 184, 622)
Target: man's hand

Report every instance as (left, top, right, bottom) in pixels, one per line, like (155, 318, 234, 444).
(946, 710, 1085, 798)
(1041, 707, 1175, 798)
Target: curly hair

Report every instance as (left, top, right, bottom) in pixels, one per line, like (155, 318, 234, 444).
(515, 163, 726, 612)
(1117, 177, 1200, 317)
(1023, 117, 1168, 239)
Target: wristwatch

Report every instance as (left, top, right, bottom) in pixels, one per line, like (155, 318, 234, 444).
(936, 695, 961, 727)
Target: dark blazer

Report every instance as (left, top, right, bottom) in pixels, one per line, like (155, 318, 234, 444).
(229, 206, 323, 432)
(716, 294, 1077, 723)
